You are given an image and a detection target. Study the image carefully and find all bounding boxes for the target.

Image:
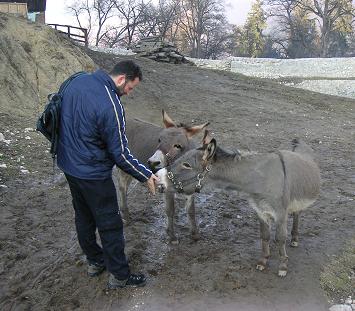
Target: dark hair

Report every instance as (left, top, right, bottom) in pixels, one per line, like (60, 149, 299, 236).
(109, 60, 143, 81)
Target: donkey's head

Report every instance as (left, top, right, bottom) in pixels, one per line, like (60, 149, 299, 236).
(147, 110, 209, 172)
(157, 131, 217, 195)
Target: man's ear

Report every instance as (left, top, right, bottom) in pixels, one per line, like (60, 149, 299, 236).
(115, 74, 126, 87)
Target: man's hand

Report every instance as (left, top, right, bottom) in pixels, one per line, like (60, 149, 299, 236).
(146, 174, 159, 195)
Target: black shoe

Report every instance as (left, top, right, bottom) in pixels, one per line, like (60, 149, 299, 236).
(87, 262, 106, 277)
(107, 273, 146, 289)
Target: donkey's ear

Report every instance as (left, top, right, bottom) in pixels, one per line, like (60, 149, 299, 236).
(185, 122, 209, 138)
(162, 109, 177, 128)
(203, 138, 217, 161)
(202, 129, 212, 145)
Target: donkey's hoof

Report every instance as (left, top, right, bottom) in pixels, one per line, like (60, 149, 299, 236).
(256, 264, 266, 271)
(170, 238, 179, 245)
(191, 232, 200, 241)
(278, 269, 287, 277)
(290, 241, 299, 247)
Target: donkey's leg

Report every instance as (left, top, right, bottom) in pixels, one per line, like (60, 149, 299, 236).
(256, 217, 271, 271)
(290, 212, 300, 247)
(275, 213, 289, 277)
(185, 194, 200, 241)
(164, 191, 178, 244)
(116, 170, 132, 223)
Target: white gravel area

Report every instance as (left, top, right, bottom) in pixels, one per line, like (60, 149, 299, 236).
(187, 57, 355, 100)
(229, 57, 355, 79)
(282, 80, 355, 99)
(89, 46, 355, 100)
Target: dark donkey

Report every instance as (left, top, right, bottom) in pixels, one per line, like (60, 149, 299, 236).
(157, 132, 320, 276)
(116, 111, 209, 243)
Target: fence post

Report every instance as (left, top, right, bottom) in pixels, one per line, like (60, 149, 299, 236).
(83, 28, 88, 47)
(47, 24, 88, 47)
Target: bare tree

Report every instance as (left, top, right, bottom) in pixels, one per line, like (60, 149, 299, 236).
(178, 0, 225, 58)
(296, 0, 355, 56)
(135, 2, 160, 38)
(202, 13, 232, 59)
(67, 0, 94, 40)
(67, 0, 117, 46)
(265, 0, 318, 58)
(156, 0, 182, 40)
(112, 0, 149, 48)
(94, 0, 116, 45)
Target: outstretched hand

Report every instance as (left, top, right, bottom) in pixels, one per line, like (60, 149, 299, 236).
(146, 174, 159, 195)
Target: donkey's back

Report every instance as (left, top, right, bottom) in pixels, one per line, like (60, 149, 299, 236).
(126, 118, 161, 163)
(281, 139, 320, 212)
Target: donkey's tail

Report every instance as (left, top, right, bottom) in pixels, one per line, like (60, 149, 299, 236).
(291, 138, 316, 160)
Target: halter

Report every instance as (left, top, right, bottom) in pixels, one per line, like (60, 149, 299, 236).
(165, 152, 172, 166)
(167, 164, 212, 193)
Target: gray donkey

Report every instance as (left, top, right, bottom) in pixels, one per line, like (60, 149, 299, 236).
(116, 110, 209, 243)
(157, 132, 320, 276)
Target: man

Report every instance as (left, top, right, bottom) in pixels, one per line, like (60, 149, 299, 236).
(57, 60, 158, 289)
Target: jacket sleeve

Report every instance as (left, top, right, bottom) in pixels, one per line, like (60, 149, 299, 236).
(98, 88, 152, 182)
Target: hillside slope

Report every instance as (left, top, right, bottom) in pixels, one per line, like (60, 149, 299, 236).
(0, 13, 95, 119)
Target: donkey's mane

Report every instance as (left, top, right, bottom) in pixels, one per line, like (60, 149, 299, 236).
(238, 149, 259, 158)
(215, 144, 259, 160)
(215, 146, 239, 161)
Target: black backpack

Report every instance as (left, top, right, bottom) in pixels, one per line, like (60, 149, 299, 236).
(36, 71, 86, 161)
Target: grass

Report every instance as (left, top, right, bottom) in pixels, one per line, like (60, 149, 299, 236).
(320, 239, 355, 303)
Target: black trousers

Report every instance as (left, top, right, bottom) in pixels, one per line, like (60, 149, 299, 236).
(65, 173, 130, 279)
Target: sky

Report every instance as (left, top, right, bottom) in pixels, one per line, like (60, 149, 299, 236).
(45, 0, 253, 26)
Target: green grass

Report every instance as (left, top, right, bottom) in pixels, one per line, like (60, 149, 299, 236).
(320, 239, 355, 303)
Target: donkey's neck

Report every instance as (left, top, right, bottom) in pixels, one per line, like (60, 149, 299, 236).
(208, 147, 278, 193)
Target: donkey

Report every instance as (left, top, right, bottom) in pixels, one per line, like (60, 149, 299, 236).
(116, 110, 209, 243)
(157, 133, 320, 276)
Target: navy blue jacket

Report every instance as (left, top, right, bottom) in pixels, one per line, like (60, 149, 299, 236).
(57, 70, 152, 182)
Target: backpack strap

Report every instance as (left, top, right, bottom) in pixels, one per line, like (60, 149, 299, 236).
(58, 71, 87, 96)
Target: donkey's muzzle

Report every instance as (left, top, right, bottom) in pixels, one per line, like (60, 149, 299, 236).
(147, 160, 161, 173)
(157, 184, 166, 193)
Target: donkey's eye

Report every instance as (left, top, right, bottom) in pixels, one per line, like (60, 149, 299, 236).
(158, 138, 161, 143)
(182, 162, 192, 169)
(174, 144, 182, 149)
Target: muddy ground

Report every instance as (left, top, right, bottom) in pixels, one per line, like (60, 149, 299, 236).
(0, 49, 354, 311)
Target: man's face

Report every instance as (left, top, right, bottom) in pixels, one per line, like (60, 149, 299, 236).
(116, 75, 140, 96)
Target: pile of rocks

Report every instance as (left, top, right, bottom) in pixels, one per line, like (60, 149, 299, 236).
(133, 36, 193, 65)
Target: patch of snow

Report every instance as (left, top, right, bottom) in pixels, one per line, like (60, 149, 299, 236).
(188, 56, 355, 99)
(89, 45, 136, 56)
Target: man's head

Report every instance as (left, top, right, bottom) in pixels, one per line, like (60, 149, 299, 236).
(109, 60, 143, 96)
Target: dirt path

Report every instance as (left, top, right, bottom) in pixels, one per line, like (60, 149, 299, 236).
(0, 50, 354, 311)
